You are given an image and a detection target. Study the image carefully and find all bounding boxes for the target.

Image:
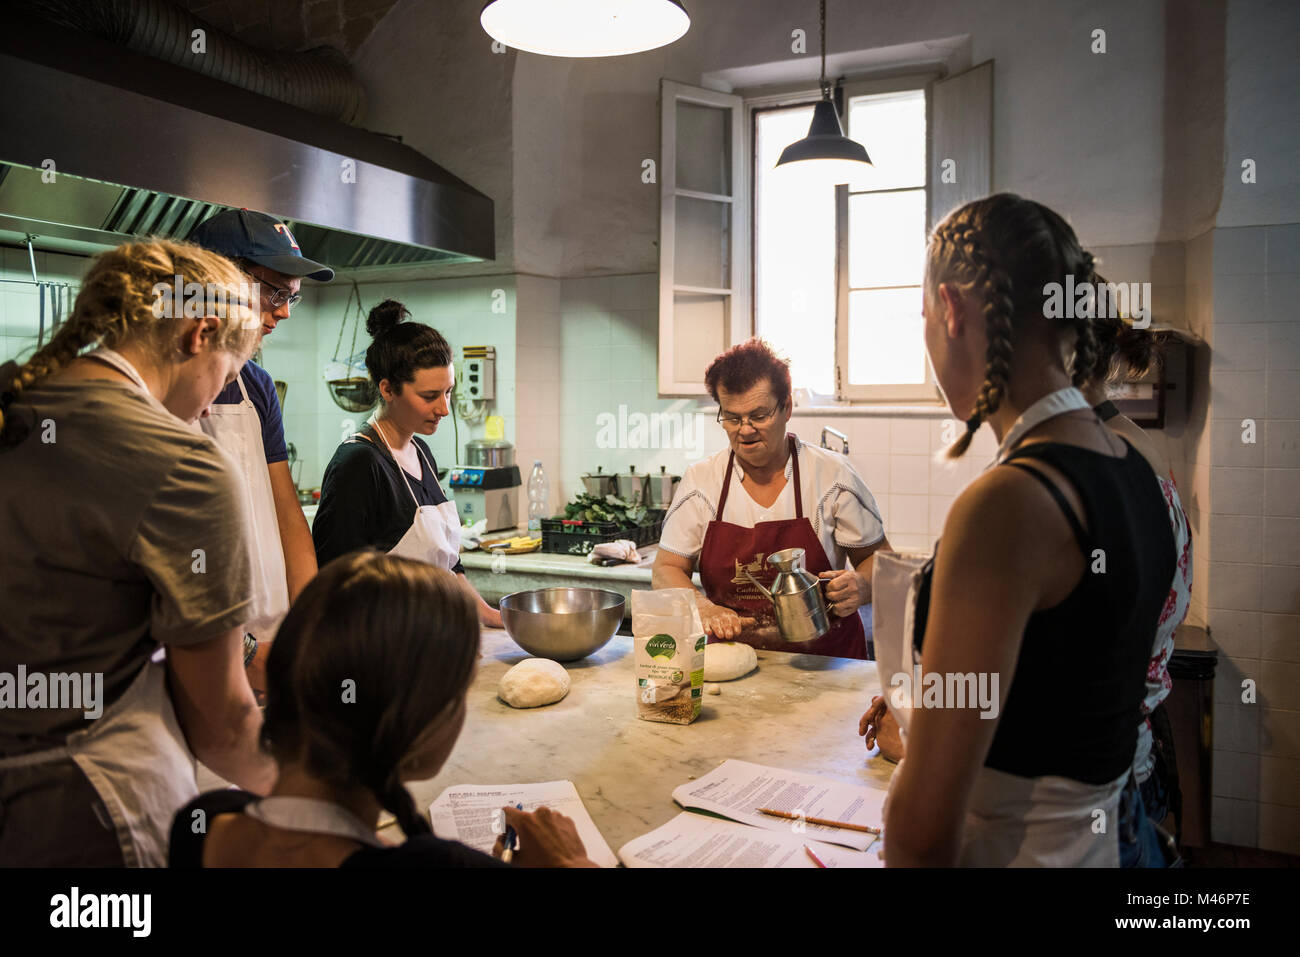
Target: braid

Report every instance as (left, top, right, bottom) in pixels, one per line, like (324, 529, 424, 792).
(374, 771, 430, 838)
(934, 223, 1017, 459)
(1069, 250, 1099, 387)
(0, 239, 254, 442)
(0, 318, 98, 438)
(928, 195, 1105, 459)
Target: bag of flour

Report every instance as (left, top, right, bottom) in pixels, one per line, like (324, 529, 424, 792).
(630, 588, 705, 724)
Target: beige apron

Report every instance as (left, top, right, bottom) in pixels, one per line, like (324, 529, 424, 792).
(0, 347, 200, 866)
(0, 659, 199, 867)
(200, 372, 289, 637)
(873, 388, 1128, 866)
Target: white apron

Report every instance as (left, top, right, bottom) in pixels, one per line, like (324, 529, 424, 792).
(0, 347, 200, 867)
(874, 387, 1129, 866)
(364, 419, 462, 570)
(200, 372, 290, 637)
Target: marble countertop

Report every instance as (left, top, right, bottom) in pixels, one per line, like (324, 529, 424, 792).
(406, 627, 894, 859)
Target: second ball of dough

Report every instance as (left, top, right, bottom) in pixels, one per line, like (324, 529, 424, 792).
(498, 658, 571, 708)
(704, 641, 757, 681)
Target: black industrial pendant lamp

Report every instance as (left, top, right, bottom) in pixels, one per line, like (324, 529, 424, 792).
(480, 0, 690, 58)
(775, 0, 871, 183)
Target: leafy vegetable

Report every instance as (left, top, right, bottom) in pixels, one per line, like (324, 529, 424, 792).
(562, 493, 652, 526)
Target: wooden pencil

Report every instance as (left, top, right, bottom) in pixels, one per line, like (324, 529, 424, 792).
(757, 807, 882, 834)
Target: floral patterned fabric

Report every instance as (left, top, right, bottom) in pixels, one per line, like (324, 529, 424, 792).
(1134, 473, 1192, 782)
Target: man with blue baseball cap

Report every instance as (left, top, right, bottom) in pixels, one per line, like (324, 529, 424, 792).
(188, 209, 333, 682)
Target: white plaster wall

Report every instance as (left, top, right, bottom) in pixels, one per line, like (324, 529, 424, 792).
(511, 0, 1184, 277)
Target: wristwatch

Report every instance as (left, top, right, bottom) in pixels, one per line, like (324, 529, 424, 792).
(242, 633, 258, 668)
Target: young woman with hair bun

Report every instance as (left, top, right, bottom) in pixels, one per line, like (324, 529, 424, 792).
(0, 239, 274, 866)
(874, 194, 1177, 867)
(171, 551, 597, 867)
(311, 299, 501, 627)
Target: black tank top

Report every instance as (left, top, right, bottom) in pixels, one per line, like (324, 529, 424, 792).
(911, 440, 1176, 785)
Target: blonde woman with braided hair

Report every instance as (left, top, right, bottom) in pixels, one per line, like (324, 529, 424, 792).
(0, 239, 277, 866)
(873, 194, 1176, 867)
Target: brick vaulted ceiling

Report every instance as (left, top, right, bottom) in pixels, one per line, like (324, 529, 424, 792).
(173, 0, 400, 58)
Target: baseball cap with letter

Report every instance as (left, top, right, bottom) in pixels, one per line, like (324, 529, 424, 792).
(188, 208, 334, 281)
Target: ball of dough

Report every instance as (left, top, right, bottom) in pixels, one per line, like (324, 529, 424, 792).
(705, 683, 722, 695)
(498, 658, 571, 708)
(704, 642, 757, 681)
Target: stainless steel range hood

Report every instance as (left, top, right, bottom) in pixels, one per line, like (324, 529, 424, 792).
(0, 14, 495, 270)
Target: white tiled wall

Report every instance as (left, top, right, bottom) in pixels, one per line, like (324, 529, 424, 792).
(514, 275, 562, 516)
(1205, 222, 1300, 854)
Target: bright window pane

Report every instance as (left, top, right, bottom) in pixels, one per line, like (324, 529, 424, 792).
(754, 105, 835, 395)
(848, 189, 925, 289)
(847, 288, 926, 385)
(846, 90, 926, 191)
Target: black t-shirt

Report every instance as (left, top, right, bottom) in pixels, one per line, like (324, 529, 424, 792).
(312, 423, 465, 573)
(169, 789, 506, 868)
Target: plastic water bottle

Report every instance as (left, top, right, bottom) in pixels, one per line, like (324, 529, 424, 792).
(527, 461, 549, 534)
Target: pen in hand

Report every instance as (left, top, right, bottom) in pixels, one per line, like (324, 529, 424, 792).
(500, 803, 524, 863)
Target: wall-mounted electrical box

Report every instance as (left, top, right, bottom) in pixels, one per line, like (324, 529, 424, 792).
(461, 345, 496, 401)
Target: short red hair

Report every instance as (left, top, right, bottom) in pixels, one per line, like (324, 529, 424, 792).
(704, 338, 792, 407)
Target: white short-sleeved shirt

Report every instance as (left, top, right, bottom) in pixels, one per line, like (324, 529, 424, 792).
(659, 435, 885, 570)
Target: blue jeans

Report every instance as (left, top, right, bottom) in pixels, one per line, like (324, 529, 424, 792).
(1120, 773, 1171, 868)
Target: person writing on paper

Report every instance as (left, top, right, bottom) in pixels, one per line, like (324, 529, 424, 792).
(878, 194, 1175, 867)
(0, 240, 275, 866)
(652, 338, 889, 660)
(312, 300, 502, 628)
(171, 551, 597, 867)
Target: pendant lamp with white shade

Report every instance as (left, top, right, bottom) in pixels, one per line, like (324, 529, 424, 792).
(480, 0, 690, 58)
(775, 0, 871, 184)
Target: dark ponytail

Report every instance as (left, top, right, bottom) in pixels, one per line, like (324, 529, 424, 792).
(376, 771, 430, 838)
(364, 299, 454, 394)
(1087, 272, 1161, 383)
(261, 551, 480, 840)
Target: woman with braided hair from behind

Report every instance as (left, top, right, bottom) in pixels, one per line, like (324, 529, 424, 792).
(861, 275, 1190, 866)
(170, 550, 599, 868)
(874, 195, 1176, 866)
(0, 239, 275, 866)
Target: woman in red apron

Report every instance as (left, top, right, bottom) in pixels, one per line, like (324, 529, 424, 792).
(699, 434, 868, 658)
(653, 339, 889, 661)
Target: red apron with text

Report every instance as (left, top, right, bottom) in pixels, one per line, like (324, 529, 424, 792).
(698, 435, 868, 660)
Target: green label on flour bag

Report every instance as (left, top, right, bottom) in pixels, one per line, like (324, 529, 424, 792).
(631, 590, 705, 725)
(646, 634, 677, 660)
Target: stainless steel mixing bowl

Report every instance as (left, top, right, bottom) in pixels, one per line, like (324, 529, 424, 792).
(499, 587, 626, 661)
